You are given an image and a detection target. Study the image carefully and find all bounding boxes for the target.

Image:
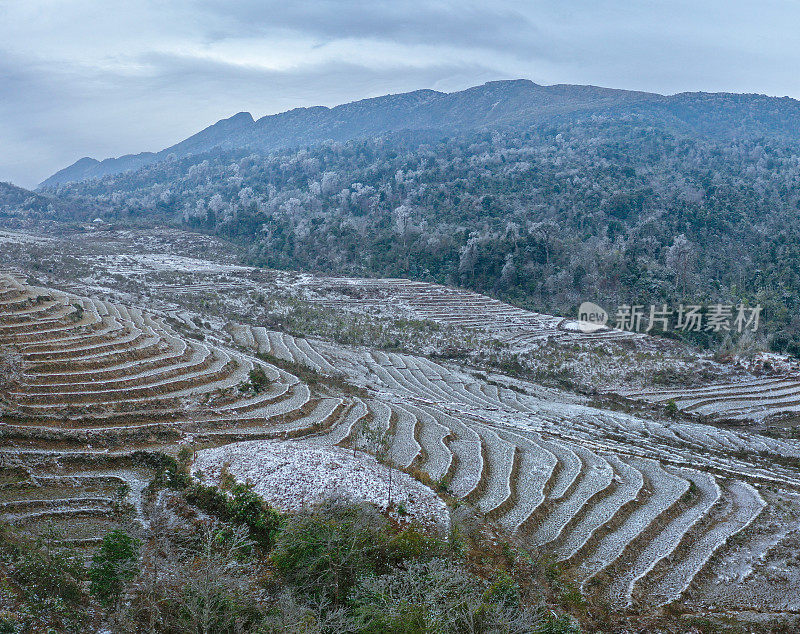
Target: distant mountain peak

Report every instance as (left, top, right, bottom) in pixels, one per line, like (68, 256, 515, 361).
(39, 79, 800, 189)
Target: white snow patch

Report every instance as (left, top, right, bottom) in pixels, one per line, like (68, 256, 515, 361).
(106, 253, 250, 274)
(0, 231, 54, 245)
(193, 440, 450, 530)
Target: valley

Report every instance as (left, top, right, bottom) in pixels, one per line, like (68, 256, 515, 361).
(2, 227, 800, 630)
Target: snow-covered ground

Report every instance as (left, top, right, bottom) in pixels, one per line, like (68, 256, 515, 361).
(106, 253, 251, 274)
(0, 230, 54, 245)
(193, 440, 450, 530)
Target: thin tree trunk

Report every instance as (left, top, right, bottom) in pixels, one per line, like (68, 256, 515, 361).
(388, 462, 393, 508)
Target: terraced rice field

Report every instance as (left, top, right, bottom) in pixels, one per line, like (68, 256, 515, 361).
(0, 273, 352, 549)
(304, 276, 635, 346)
(67, 239, 800, 425)
(229, 319, 800, 612)
(3, 270, 800, 614)
(623, 376, 800, 424)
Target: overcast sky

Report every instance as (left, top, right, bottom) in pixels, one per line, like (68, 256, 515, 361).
(1, 0, 798, 188)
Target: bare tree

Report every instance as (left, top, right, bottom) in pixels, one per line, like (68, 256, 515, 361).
(132, 513, 262, 634)
(356, 419, 395, 509)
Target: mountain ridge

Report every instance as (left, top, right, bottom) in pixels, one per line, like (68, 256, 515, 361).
(39, 79, 800, 188)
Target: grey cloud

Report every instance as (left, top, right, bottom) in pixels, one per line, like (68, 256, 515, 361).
(0, 42, 501, 187)
(1, 0, 800, 188)
(196, 1, 546, 57)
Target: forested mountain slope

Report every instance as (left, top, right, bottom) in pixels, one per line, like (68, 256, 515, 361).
(40, 79, 800, 187)
(0, 181, 99, 220)
(37, 114, 800, 353)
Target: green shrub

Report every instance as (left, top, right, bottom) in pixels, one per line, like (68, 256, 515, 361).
(13, 543, 85, 607)
(239, 365, 271, 394)
(386, 525, 444, 564)
(184, 481, 283, 547)
(484, 570, 520, 608)
(536, 612, 582, 634)
(349, 557, 543, 633)
(0, 523, 91, 631)
(271, 501, 391, 603)
(665, 399, 679, 418)
(0, 614, 18, 634)
(89, 530, 140, 607)
(227, 482, 283, 545)
(249, 365, 270, 391)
